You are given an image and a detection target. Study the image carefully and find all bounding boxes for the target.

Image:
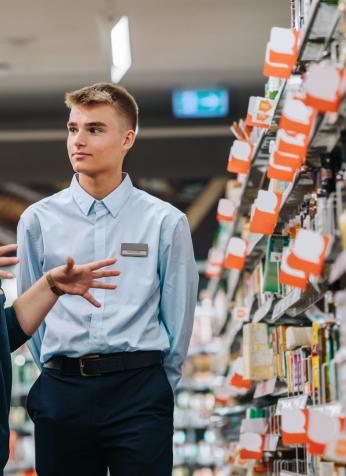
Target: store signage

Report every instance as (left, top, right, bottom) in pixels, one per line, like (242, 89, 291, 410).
(172, 89, 229, 118)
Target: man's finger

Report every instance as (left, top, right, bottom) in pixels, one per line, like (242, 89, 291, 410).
(92, 270, 120, 279)
(0, 271, 14, 279)
(0, 244, 17, 256)
(0, 257, 19, 267)
(91, 281, 117, 290)
(83, 292, 101, 308)
(89, 258, 117, 271)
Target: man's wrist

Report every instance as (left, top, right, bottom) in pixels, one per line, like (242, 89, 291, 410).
(45, 272, 65, 296)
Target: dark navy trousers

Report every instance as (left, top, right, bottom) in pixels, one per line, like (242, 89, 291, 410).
(26, 363, 174, 475)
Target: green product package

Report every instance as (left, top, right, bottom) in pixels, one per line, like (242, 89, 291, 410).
(262, 235, 289, 293)
(247, 407, 256, 418)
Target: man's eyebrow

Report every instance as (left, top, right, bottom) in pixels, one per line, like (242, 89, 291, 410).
(67, 121, 108, 127)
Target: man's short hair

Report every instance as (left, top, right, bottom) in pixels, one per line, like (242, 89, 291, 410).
(65, 83, 139, 131)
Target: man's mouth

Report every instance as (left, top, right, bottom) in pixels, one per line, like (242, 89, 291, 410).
(73, 152, 92, 159)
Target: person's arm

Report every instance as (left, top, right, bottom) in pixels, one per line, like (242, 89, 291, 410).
(1, 245, 120, 352)
(159, 215, 199, 392)
(0, 244, 27, 352)
(16, 214, 45, 364)
(13, 256, 119, 336)
(4, 306, 29, 353)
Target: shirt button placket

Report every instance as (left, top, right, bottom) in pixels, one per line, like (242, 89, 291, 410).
(90, 202, 107, 342)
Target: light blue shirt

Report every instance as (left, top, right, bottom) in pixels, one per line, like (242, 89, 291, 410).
(16, 173, 199, 390)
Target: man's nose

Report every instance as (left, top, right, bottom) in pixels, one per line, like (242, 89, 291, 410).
(74, 131, 87, 147)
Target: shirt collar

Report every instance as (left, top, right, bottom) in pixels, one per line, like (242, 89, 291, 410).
(70, 173, 133, 218)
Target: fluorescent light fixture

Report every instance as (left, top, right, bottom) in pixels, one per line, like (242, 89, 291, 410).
(110, 16, 132, 83)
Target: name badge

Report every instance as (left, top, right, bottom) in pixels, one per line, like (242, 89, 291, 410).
(121, 243, 149, 257)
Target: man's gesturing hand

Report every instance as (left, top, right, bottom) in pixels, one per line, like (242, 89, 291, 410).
(50, 256, 120, 307)
(0, 244, 19, 279)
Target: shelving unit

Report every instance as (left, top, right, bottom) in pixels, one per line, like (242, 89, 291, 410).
(177, 1, 346, 475)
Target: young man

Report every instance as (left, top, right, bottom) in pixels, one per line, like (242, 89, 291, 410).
(0, 243, 119, 475)
(17, 83, 199, 475)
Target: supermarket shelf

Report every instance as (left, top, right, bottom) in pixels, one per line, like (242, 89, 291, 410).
(173, 462, 216, 470)
(308, 112, 343, 159)
(330, 250, 346, 283)
(206, 82, 288, 299)
(174, 424, 210, 431)
(226, 268, 241, 301)
(207, 4, 343, 301)
(10, 420, 34, 435)
(238, 82, 288, 219)
(245, 234, 268, 272)
(271, 282, 326, 323)
(254, 390, 290, 407)
(219, 115, 343, 303)
(201, 2, 346, 471)
(298, 0, 341, 63)
(206, 276, 220, 298)
(280, 472, 307, 476)
(178, 376, 225, 392)
(253, 295, 275, 323)
(278, 174, 314, 223)
(11, 383, 33, 399)
(212, 404, 249, 417)
(238, 0, 341, 221)
(188, 341, 220, 356)
(244, 280, 326, 325)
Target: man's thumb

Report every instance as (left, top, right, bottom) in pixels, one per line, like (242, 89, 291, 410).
(66, 256, 75, 271)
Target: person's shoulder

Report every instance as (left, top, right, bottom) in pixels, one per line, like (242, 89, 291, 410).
(131, 187, 185, 223)
(20, 187, 70, 223)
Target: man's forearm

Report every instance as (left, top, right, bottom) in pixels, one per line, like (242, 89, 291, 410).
(13, 275, 58, 336)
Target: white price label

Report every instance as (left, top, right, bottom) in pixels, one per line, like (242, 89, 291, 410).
(272, 288, 301, 321)
(254, 377, 277, 398)
(270, 252, 282, 263)
(276, 395, 308, 415)
(253, 295, 274, 323)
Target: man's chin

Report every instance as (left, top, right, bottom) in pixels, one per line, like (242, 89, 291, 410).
(72, 164, 95, 176)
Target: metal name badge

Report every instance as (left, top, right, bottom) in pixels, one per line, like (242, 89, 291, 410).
(121, 243, 149, 257)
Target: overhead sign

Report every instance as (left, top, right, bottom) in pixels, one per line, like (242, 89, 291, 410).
(172, 89, 229, 118)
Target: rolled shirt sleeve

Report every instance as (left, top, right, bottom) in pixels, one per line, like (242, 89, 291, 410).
(159, 215, 199, 392)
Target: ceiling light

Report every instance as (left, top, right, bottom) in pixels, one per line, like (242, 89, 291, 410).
(110, 16, 132, 83)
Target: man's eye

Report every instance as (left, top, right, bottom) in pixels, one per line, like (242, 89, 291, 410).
(90, 127, 101, 134)
(68, 127, 77, 133)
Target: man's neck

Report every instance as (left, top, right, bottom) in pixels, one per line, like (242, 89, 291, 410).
(78, 171, 124, 200)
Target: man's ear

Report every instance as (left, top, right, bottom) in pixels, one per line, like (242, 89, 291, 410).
(122, 130, 136, 152)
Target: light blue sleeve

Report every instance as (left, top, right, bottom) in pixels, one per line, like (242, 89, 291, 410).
(16, 215, 45, 368)
(159, 214, 199, 392)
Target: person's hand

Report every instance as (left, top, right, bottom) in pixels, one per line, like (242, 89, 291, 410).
(0, 244, 19, 279)
(49, 256, 120, 307)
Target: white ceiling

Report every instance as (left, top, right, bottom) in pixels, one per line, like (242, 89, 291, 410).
(0, 0, 290, 98)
